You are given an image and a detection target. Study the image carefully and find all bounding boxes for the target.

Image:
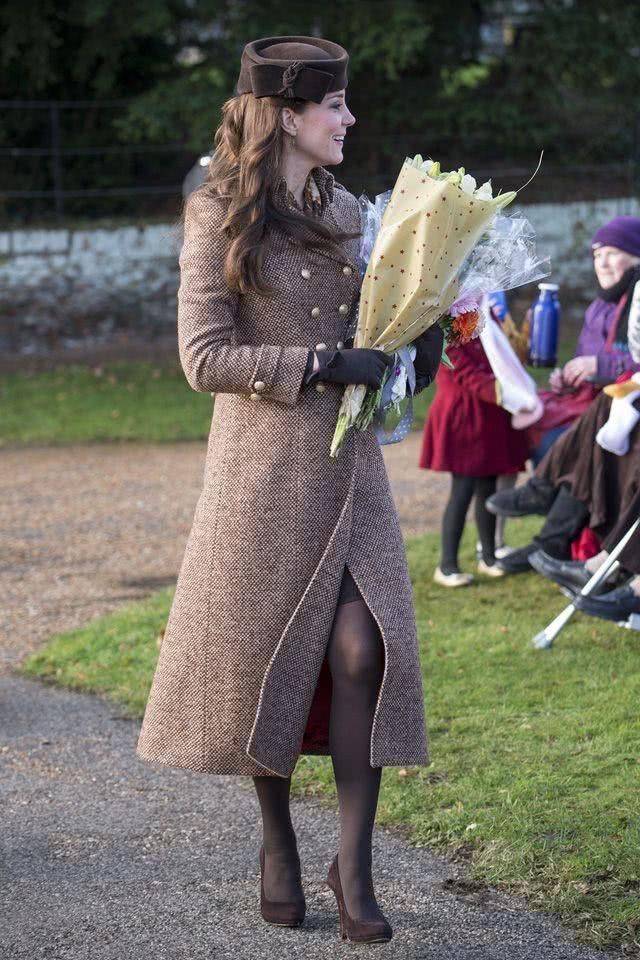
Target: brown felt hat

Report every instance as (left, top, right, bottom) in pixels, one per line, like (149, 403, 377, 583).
(236, 36, 348, 103)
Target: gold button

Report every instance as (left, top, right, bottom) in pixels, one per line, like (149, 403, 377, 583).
(253, 380, 266, 392)
(342, 265, 353, 276)
(310, 306, 320, 318)
(339, 303, 349, 315)
(315, 342, 328, 350)
(249, 392, 262, 401)
(315, 382, 326, 393)
(301, 268, 311, 279)
(337, 341, 344, 350)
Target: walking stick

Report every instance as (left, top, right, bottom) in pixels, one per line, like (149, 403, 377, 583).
(531, 515, 640, 649)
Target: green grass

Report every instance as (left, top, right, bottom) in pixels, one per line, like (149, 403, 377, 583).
(20, 518, 640, 953)
(0, 361, 213, 445)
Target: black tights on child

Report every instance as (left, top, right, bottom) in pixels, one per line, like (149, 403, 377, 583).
(253, 575, 386, 923)
(440, 473, 497, 574)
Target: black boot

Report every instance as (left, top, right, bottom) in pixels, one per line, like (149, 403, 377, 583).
(485, 476, 556, 518)
(495, 542, 540, 574)
(575, 583, 640, 622)
(528, 549, 615, 595)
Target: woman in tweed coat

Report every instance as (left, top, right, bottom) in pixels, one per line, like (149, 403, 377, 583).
(136, 36, 442, 942)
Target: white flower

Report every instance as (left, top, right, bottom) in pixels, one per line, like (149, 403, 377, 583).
(461, 173, 477, 196)
(475, 179, 493, 200)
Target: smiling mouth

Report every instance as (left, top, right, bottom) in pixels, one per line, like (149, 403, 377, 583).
(332, 136, 345, 144)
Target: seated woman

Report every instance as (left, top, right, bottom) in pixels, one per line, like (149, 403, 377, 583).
(486, 386, 640, 571)
(528, 215, 640, 465)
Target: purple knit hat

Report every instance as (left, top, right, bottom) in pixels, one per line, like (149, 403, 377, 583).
(591, 216, 640, 257)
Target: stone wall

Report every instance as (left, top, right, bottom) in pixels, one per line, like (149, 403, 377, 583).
(0, 221, 182, 355)
(2, 195, 639, 357)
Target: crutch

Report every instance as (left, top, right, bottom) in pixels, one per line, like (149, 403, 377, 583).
(531, 515, 640, 649)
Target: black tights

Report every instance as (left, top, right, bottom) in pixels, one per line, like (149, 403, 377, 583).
(440, 473, 497, 574)
(253, 574, 386, 921)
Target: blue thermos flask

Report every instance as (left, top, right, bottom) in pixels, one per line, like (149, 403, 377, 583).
(488, 290, 509, 322)
(529, 282, 560, 367)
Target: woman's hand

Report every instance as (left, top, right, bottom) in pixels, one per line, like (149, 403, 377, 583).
(548, 367, 565, 393)
(314, 347, 394, 388)
(413, 325, 445, 390)
(562, 355, 597, 387)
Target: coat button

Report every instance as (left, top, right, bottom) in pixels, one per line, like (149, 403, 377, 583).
(315, 382, 326, 392)
(337, 341, 345, 350)
(253, 380, 266, 392)
(339, 303, 349, 315)
(250, 392, 262, 401)
(311, 306, 320, 318)
(342, 265, 353, 276)
(315, 342, 328, 350)
(301, 268, 311, 279)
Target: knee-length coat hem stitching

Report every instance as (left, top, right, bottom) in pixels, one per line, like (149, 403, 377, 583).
(202, 422, 229, 772)
(244, 463, 356, 776)
(344, 560, 389, 769)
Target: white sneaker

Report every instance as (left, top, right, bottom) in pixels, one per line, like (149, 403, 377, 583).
(434, 566, 474, 587)
(477, 559, 506, 577)
(494, 545, 516, 560)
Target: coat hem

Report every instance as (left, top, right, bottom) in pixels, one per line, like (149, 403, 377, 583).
(244, 459, 357, 777)
(135, 744, 277, 777)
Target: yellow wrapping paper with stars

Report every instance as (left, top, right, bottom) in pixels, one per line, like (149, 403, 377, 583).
(330, 155, 517, 458)
(355, 160, 512, 352)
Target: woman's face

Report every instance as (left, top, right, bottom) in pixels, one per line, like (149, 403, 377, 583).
(593, 244, 640, 288)
(286, 89, 355, 167)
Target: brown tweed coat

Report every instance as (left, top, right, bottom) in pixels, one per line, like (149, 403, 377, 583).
(136, 165, 430, 778)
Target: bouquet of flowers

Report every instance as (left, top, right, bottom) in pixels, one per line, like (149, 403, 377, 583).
(329, 154, 549, 457)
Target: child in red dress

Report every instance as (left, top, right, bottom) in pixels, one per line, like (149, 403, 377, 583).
(419, 318, 530, 586)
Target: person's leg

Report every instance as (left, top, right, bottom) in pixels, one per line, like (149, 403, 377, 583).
(531, 484, 589, 558)
(474, 476, 497, 564)
(327, 590, 387, 923)
(252, 773, 303, 902)
(440, 474, 476, 574)
(494, 474, 517, 551)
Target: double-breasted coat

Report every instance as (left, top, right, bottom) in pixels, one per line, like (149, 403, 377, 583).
(136, 165, 430, 778)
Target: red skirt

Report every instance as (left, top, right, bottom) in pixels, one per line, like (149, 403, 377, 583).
(419, 340, 530, 477)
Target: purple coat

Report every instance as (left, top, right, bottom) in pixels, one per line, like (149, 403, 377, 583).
(576, 298, 640, 380)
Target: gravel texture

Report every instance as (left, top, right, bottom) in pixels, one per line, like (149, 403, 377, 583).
(1, 674, 621, 960)
(0, 432, 449, 674)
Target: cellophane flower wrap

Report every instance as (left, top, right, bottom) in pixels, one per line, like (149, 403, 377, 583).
(329, 155, 550, 458)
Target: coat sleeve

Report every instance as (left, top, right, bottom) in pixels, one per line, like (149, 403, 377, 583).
(177, 189, 311, 405)
(446, 343, 499, 405)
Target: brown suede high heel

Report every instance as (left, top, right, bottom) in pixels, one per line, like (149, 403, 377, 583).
(259, 844, 306, 927)
(326, 853, 393, 943)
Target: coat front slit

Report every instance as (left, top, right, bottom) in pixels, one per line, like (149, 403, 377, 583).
(135, 167, 430, 778)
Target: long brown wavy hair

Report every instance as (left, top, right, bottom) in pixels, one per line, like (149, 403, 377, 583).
(183, 92, 360, 297)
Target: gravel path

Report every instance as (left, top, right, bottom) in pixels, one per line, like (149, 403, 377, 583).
(4, 436, 611, 959)
(0, 432, 449, 674)
(1, 674, 620, 960)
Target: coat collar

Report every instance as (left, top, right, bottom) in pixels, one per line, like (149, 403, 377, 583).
(272, 166, 359, 272)
(273, 166, 335, 216)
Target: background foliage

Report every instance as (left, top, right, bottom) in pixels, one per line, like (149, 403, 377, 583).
(2, 0, 640, 220)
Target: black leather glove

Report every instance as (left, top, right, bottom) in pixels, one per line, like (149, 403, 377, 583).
(306, 347, 394, 389)
(412, 325, 444, 393)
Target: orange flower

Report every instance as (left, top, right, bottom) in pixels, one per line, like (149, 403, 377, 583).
(451, 309, 479, 345)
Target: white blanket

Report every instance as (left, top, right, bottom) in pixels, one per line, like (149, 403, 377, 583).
(478, 295, 543, 430)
